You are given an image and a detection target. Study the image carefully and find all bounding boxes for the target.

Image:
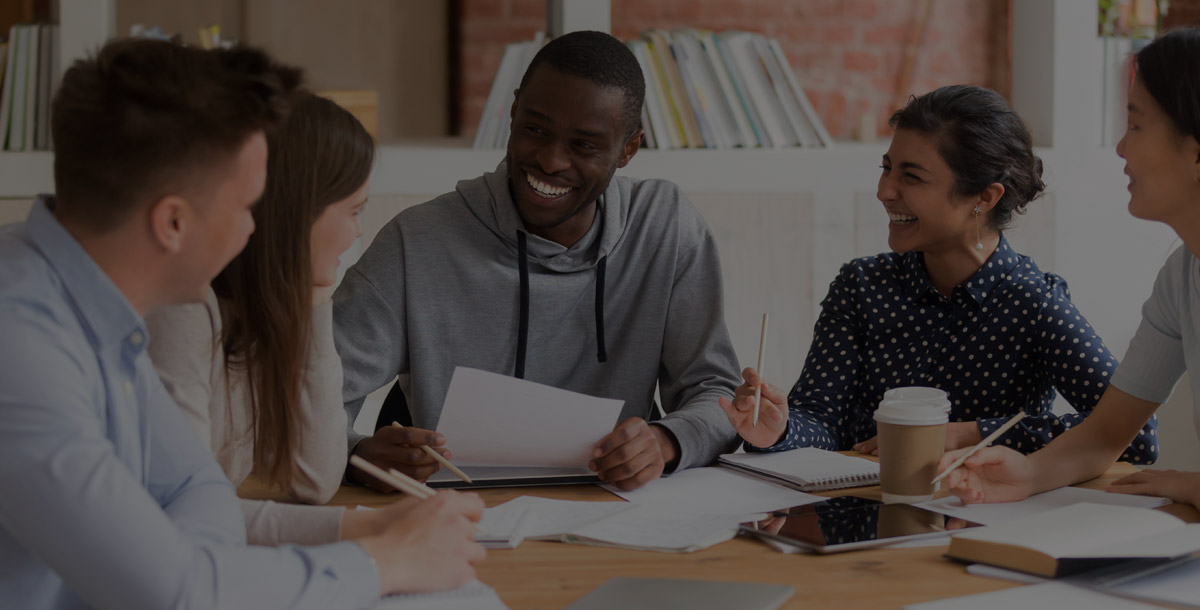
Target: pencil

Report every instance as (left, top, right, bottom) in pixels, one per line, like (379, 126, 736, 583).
(349, 455, 487, 535)
(930, 411, 1027, 485)
(392, 421, 473, 484)
(752, 313, 769, 427)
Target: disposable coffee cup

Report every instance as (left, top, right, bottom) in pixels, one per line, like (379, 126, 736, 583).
(874, 387, 950, 504)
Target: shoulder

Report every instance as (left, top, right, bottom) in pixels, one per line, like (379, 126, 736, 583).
(621, 175, 711, 245)
(838, 252, 905, 285)
(146, 287, 221, 346)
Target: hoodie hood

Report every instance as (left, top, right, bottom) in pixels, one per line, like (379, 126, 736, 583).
(456, 160, 629, 273)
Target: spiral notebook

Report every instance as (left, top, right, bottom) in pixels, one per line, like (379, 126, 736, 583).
(717, 447, 879, 492)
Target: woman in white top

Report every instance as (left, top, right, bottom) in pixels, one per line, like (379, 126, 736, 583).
(147, 91, 443, 544)
(940, 27, 1200, 508)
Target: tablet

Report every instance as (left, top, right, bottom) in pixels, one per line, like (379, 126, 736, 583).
(739, 495, 983, 554)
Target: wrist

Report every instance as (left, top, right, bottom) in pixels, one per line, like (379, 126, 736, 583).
(340, 507, 382, 540)
(650, 424, 680, 469)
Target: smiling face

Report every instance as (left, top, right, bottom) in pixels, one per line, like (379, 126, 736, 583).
(506, 64, 641, 247)
(1117, 76, 1200, 224)
(878, 128, 981, 255)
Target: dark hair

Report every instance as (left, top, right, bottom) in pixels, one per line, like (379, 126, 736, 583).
(1135, 27, 1200, 144)
(212, 91, 374, 489)
(518, 30, 645, 137)
(889, 85, 1045, 231)
(52, 38, 302, 231)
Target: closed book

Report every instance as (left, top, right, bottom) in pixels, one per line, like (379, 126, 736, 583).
(767, 37, 832, 147)
(3, 25, 28, 150)
(720, 32, 797, 148)
(697, 29, 757, 148)
(645, 30, 702, 148)
(627, 39, 673, 148)
(713, 33, 769, 147)
(718, 447, 879, 492)
(633, 38, 682, 148)
(946, 502, 1200, 578)
(21, 24, 39, 152)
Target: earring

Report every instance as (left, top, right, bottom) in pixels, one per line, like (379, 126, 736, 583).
(973, 206, 983, 251)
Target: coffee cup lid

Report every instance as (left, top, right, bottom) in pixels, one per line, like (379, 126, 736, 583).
(875, 387, 950, 426)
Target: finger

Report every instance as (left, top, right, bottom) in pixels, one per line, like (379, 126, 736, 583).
(608, 459, 661, 490)
(599, 447, 656, 483)
(377, 425, 445, 447)
(1107, 482, 1158, 496)
(593, 418, 645, 458)
(592, 430, 654, 473)
(759, 382, 787, 406)
(741, 367, 761, 388)
(1110, 472, 1151, 486)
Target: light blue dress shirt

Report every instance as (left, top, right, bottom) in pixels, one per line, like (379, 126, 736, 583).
(0, 197, 379, 610)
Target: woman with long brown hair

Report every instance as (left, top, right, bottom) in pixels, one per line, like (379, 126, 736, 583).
(147, 90, 402, 544)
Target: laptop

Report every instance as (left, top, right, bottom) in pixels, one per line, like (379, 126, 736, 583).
(565, 578, 794, 610)
(426, 465, 598, 489)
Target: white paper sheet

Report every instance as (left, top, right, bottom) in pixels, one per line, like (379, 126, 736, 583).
(474, 496, 738, 553)
(600, 467, 824, 517)
(916, 486, 1170, 526)
(435, 367, 624, 467)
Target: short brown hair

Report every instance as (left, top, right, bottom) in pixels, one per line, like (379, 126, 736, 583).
(51, 38, 302, 231)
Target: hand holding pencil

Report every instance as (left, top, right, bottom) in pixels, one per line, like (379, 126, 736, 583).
(718, 367, 789, 450)
(934, 414, 1038, 505)
(348, 422, 453, 489)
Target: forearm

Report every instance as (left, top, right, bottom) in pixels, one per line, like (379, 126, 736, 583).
(1028, 386, 1159, 493)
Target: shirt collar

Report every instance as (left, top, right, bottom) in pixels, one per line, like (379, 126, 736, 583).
(25, 195, 146, 349)
(900, 235, 1020, 305)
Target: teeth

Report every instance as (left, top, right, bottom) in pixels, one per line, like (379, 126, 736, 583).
(888, 212, 917, 223)
(527, 173, 573, 198)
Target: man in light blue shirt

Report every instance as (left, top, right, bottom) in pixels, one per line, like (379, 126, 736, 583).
(0, 38, 483, 609)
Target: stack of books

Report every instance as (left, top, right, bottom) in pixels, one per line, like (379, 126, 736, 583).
(0, 23, 59, 152)
(474, 29, 832, 150)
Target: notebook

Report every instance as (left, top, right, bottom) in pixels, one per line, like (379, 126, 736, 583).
(718, 447, 880, 492)
(372, 579, 509, 609)
(565, 577, 794, 610)
(945, 502, 1200, 577)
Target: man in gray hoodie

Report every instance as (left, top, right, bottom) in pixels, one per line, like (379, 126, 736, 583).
(334, 31, 741, 491)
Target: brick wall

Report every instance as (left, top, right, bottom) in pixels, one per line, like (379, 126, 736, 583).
(1165, 0, 1200, 27)
(458, 0, 1012, 141)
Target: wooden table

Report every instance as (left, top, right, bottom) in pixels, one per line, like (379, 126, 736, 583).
(240, 463, 1200, 610)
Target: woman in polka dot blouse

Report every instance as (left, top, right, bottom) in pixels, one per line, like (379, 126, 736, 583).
(720, 85, 1158, 465)
(942, 29, 1200, 508)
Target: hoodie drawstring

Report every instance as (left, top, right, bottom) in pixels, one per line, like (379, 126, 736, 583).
(594, 256, 608, 363)
(513, 231, 609, 378)
(515, 231, 530, 379)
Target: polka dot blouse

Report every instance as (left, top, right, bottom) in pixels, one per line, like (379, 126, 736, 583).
(759, 236, 1158, 464)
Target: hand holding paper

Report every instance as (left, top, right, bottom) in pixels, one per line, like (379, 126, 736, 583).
(435, 367, 624, 468)
(590, 418, 677, 491)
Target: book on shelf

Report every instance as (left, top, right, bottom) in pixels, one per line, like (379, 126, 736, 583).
(472, 29, 831, 150)
(0, 23, 58, 152)
(717, 447, 880, 492)
(945, 502, 1200, 578)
